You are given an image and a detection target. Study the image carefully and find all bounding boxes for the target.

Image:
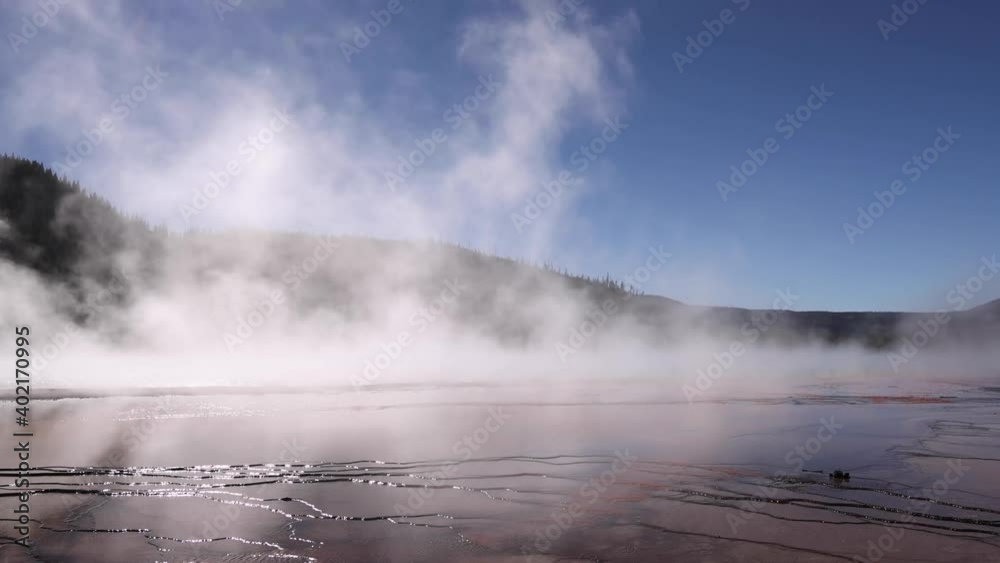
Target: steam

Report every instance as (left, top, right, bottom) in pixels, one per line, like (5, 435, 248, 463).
(1, 0, 997, 396)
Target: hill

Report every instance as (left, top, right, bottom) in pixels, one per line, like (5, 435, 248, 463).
(1, 155, 997, 350)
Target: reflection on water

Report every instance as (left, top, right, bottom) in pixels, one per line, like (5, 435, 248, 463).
(2, 382, 1000, 562)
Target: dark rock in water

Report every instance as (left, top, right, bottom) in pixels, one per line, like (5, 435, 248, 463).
(829, 470, 850, 481)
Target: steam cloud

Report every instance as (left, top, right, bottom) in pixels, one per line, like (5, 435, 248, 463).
(1, 1, 997, 397)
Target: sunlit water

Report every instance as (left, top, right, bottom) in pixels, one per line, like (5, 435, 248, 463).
(2, 381, 1000, 562)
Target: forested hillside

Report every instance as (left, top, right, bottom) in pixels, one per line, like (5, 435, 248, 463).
(2, 155, 997, 350)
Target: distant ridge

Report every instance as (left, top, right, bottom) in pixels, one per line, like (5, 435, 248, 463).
(2, 155, 998, 350)
(975, 298, 1000, 311)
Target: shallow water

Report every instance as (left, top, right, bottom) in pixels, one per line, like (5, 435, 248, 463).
(3, 381, 1000, 562)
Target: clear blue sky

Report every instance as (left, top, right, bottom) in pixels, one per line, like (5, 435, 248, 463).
(2, 0, 997, 311)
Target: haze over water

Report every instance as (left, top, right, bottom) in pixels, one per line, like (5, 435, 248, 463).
(3, 379, 1000, 562)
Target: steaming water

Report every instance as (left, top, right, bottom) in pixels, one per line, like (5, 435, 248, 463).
(3, 381, 1000, 562)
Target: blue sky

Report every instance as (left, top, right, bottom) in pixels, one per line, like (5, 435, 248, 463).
(2, 0, 998, 311)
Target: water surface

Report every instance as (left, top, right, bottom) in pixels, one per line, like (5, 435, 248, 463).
(2, 381, 1000, 562)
